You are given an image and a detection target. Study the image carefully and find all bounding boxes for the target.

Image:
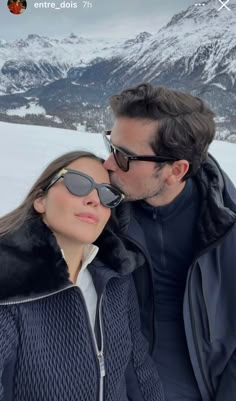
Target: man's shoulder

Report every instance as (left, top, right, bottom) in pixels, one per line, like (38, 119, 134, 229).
(116, 201, 137, 230)
(207, 154, 236, 204)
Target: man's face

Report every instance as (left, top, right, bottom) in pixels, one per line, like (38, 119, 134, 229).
(103, 117, 173, 205)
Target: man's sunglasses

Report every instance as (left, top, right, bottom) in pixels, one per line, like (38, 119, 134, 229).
(103, 131, 179, 172)
(43, 168, 125, 208)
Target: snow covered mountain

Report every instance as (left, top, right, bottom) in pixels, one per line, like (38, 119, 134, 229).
(118, 1, 236, 89)
(0, 33, 123, 95)
(0, 0, 235, 140)
(116, 1, 236, 119)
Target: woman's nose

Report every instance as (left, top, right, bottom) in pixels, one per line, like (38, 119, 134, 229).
(82, 189, 100, 206)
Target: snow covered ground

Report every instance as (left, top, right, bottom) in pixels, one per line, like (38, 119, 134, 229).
(0, 121, 235, 216)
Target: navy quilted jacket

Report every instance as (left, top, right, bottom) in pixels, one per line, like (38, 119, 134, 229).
(0, 217, 164, 401)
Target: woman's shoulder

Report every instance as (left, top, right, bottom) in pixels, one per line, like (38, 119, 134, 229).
(0, 219, 71, 304)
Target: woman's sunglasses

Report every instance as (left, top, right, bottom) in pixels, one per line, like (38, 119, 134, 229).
(103, 131, 179, 172)
(43, 168, 125, 208)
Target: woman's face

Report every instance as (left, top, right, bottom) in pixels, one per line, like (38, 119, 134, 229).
(34, 158, 111, 246)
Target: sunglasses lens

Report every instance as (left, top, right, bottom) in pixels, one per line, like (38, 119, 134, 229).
(103, 133, 128, 172)
(99, 185, 123, 208)
(114, 149, 128, 172)
(63, 172, 123, 208)
(64, 173, 92, 196)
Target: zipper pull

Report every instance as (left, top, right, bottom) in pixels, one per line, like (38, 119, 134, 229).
(98, 352, 106, 377)
(153, 208, 157, 220)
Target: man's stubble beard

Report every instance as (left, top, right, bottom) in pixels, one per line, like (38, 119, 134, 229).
(109, 169, 166, 202)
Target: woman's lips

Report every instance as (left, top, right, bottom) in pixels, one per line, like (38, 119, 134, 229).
(75, 212, 99, 224)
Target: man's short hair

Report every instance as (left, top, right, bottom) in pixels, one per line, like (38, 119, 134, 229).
(109, 83, 216, 179)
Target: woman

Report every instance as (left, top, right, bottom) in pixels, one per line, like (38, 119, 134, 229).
(0, 151, 164, 401)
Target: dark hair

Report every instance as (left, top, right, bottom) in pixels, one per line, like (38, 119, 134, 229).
(0, 151, 102, 236)
(109, 83, 216, 179)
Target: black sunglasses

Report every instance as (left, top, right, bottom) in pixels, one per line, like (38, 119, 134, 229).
(103, 131, 179, 172)
(43, 168, 125, 208)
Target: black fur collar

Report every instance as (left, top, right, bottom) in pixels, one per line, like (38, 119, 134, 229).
(0, 217, 136, 303)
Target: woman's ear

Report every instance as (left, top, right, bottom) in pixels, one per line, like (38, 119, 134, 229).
(33, 193, 46, 214)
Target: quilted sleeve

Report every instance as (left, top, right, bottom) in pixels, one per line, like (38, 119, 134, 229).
(0, 306, 18, 400)
(126, 278, 165, 401)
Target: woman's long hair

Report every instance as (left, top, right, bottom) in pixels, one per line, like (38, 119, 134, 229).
(0, 151, 102, 236)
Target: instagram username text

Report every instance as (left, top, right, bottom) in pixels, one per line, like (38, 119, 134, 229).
(34, 1, 92, 8)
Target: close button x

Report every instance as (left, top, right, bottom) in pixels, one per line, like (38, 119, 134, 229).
(218, 0, 231, 11)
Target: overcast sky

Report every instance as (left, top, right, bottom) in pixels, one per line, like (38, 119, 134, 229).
(0, 0, 201, 40)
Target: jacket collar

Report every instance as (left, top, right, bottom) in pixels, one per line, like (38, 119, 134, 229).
(0, 217, 136, 303)
(194, 154, 236, 251)
(116, 154, 236, 253)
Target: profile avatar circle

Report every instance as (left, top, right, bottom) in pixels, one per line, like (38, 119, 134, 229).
(7, 0, 27, 14)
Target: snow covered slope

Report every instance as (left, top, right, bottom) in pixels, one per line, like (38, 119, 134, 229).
(0, 121, 235, 216)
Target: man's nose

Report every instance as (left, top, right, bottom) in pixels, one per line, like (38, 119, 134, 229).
(103, 154, 117, 172)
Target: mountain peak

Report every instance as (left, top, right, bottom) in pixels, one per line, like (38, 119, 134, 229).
(124, 31, 152, 46)
(135, 32, 152, 42)
(166, 0, 236, 29)
(27, 34, 42, 41)
(69, 33, 77, 39)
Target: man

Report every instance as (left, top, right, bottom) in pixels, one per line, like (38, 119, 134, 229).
(103, 83, 236, 401)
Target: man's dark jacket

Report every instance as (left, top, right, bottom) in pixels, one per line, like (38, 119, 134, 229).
(115, 155, 236, 401)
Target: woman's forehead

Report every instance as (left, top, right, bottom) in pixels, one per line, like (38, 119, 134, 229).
(67, 158, 110, 183)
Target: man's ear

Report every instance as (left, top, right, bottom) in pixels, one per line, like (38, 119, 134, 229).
(166, 160, 189, 185)
(33, 193, 46, 214)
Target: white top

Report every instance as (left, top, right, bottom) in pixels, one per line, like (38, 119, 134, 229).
(76, 244, 99, 329)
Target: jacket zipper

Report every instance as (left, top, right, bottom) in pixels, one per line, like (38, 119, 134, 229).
(152, 208, 157, 220)
(97, 294, 105, 401)
(186, 261, 212, 400)
(120, 234, 156, 353)
(0, 284, 76, 305)
(75, 289, 105, 401)
(0, 285, 106, 401)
